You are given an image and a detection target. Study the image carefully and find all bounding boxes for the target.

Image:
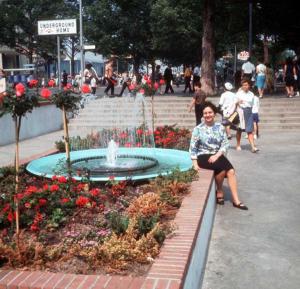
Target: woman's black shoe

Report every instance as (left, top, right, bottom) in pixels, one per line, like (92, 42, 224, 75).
(216, 197, 225, 205)
(233, 202, 248, 210)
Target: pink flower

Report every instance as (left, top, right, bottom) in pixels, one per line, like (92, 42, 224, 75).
(129, 84, 136, 90)
(139, 88, 145, 94)
(40, 88, 52, 99)
(154, 82, 159, 90)
(48, 79, 55, 87)
(159, 79, 165, 85)
(15, 83, 25, 97)
(136, 129, 143, 135)
(24, 202, 31, 209)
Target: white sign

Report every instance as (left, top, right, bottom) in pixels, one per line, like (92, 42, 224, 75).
(84, 45, 96, 50)
(38, 19, 77, 35)
(238, 51, 250, 61)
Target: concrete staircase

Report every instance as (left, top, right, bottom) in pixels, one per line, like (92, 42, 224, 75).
(68, 95, 300, 135)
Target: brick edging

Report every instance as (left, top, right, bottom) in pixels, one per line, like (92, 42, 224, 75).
(0, 170, 214, 289)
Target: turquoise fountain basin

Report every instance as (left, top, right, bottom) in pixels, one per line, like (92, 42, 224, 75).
(26, 148, 192, 182)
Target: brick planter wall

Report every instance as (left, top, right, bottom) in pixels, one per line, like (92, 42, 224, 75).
(0, 170, 215, 289)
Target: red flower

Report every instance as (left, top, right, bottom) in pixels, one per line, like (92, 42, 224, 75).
(50, 184, 59, 192)
(90, 188, 100, 197)
(52, 176, 57, 181)
(125, 142, 132, 147)
(159, 79, 165, 85)
(15, 83, 25, 97)
(16, 193, 24, 200)
(25, 186, 38, 195)
(58, 176, 67, 183)
(29, 79, 38, 87)
(40, 88, 52, 99)
(61, 198, 70, 204)
(81, 84, 91, 94)
(136, 142, 142, 147)
(48, 79, 55, 87)
(30, 224, 39, 231)
(146, 79, 152, 85)
(76, 196, 90, 207)
(139, 88, 145, 94)
(43, 184, 49, 191)
(154, 82, 159, 90)
(7, 212, 14, 222)
(143, 75, 148, 80)
(2, 203, 10, 213)
(77, 183, 85, 192)
(38, 199, 47, 206)
(24, 202, 31, 209)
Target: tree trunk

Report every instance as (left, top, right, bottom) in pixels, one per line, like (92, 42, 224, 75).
(133, 56, 140, 80)
(263, 36, 269, 64)
(201, 0, 216, 95)
(14, 116, 22, 251)
(62, 106, 71, 178)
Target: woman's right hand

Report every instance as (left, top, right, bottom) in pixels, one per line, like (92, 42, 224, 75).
(192, 160, 200, 171)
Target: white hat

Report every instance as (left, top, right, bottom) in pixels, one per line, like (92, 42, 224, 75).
(224, 82, 233, 91)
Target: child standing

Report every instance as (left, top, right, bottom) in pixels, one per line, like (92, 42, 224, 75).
(252, 94, 260, 139)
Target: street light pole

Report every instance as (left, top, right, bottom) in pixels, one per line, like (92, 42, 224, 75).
(79, 0, 84, 85)
(248, 0, 253, 56)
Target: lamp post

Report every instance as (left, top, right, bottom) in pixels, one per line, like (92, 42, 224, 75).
(248, 0, 253, 56)
(79, 0, 84, 85)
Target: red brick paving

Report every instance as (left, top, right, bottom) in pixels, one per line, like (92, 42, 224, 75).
(0, 170, 214, 289)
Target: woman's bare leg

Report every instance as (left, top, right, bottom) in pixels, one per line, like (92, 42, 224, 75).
(236, 130, 242, 150)
(215, 170, 226, 198)
(226, 169, 241, 205)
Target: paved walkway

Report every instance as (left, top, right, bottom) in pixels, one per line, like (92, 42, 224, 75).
(0, 130, 64, 167)
(202, 132, 300, 289)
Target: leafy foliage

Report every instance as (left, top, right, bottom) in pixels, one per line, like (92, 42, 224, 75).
(0, 89, 39, 118)
(51, 89, 82, 113)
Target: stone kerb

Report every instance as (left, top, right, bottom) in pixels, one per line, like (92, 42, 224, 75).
(0, 170, 215, 289)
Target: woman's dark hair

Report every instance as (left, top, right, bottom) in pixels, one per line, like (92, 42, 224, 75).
(202, 101, 218, 114)
(286, 57, 293, 65)
(241, 78, 251, 86)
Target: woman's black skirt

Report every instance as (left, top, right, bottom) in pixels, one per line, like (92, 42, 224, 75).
(197, 154, 234, 175)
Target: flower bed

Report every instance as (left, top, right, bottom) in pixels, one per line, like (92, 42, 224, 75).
(0, 167, 196, 275)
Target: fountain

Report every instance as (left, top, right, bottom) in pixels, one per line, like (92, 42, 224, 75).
(26, 94, 192, 181)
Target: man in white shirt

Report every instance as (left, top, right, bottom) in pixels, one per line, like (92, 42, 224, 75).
(242, 58, 255, 83)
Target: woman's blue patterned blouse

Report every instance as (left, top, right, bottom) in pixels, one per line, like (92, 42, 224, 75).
(189, 122, 229, 159)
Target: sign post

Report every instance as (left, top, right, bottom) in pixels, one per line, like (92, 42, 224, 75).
(38, 19, 77, 87)
(57, 36, 61, 90)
